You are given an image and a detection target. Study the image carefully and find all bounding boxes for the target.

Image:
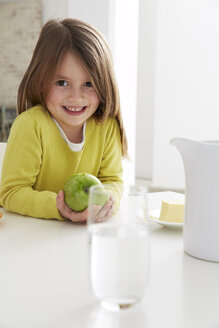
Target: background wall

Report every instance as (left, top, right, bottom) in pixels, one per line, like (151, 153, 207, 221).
(152, 0, 219, 189)
(0, 0, 41, 107)
(41, 0, 68, 22)
(136, 0, 156, 180)
(135, 0, 219, 191)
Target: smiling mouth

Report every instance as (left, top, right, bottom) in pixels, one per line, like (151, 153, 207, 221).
(63, 106, 87, 113)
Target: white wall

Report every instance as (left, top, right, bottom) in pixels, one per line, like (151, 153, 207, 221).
(68, 0, 111, 40)
(136, 0, 156, 180)
(0, 0, 68, 22)
(113, 0, 139, 187)
(135, 0, 219, 189)
(152, 0, 219, 189)
(42, 0, 68, 22)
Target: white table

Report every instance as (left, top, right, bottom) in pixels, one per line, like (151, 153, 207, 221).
(0, 191, 219, 328)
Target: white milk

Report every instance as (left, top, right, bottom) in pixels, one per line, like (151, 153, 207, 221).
(90, 224, 150, 307)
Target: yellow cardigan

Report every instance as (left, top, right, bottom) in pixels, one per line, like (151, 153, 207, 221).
(0, 105, 123, 220)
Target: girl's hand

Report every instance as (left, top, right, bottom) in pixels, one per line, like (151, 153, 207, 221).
(56, 191, 114, 224)
(56, 190, 88, 223)
(90, 195, 114, 223)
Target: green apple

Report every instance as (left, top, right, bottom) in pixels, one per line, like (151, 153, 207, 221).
(63, 173, 109, 212)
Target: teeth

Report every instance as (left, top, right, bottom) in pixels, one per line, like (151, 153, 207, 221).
(65, 106, 84, 112)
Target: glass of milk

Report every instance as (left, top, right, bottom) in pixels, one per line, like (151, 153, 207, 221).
(88, 185, 150, 311)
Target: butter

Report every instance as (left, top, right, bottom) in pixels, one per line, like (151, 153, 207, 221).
(159, 200, 184, 223)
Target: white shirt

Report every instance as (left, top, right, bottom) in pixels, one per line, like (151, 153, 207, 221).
(52, 117, 86, 152)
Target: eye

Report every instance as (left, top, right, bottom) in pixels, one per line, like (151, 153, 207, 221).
(56, 80, 68, 87)
(83, 81, 93, 87)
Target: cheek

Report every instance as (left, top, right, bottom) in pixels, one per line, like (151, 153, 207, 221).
(94, 94, 100, 106)
(90, 90, 100, 106)
(46, 88, 59, 106)
(45, 93, 51, 106)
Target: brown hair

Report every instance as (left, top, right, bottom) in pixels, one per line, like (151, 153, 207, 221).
(17, 18, 128, 157)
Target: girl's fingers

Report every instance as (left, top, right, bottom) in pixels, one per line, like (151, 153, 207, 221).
(93, 198, 114, 222)
(56, 191, 114, 224)
(56, 190, 66, 212)
(69, 208, 88, 224)
(56, 190, 87, 223)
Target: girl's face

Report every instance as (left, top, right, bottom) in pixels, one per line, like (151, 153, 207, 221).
(46, 51, 100, 141)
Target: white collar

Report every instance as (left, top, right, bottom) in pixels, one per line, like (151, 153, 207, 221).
(52, 117, 86, 152)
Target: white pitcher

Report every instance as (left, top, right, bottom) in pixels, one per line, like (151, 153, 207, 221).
(170, 137, 219, 262)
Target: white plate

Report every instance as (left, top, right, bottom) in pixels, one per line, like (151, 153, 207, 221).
(149, 209, 183, 227)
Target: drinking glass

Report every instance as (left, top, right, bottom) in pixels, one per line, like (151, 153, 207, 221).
(88, 184, 150, 311)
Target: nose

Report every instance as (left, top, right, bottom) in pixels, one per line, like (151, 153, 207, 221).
(67, 86, 84, 103)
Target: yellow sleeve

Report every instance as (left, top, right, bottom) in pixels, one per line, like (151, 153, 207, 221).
(0, 113, 64, 220)
(97, 118, 124, 211)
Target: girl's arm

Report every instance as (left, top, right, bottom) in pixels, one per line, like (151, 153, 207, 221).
(0, 112, 64, 220)
(97, 118, 124, 211)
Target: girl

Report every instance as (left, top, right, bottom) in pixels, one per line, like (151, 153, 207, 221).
(0, 18, 128, 223)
